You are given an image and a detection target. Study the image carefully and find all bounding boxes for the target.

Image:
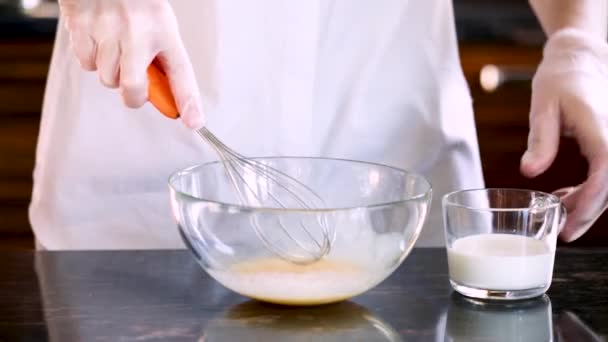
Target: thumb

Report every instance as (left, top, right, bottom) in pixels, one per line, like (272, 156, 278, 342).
(520, 89, 560, 178)
(156, 42, 205, 130)
(558, 161, 608, 242)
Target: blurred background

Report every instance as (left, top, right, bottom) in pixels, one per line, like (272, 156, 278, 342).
(0, 0, 604, 249)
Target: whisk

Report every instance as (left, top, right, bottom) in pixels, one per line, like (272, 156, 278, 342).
(147, 64, 333, 264)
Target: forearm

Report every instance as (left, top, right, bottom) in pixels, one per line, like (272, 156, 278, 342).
(529, 0, 607, 38)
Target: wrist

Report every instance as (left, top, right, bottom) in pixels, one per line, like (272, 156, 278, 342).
(541, 28, 608, 74)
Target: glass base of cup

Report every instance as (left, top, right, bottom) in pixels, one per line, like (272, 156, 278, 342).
(450, 280, 548, 301)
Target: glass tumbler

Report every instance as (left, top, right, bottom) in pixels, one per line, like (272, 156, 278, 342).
(442, 189, 566, 300)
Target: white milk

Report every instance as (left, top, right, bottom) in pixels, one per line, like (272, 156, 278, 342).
(447, 234, 554, 290)
(208, 258, 379, 305)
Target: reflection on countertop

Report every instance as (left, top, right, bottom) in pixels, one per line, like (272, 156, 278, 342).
(0, 248, 600, 341)
(439, 294, 604, 342)
(201, 301, 403, 341)
(442, 294, 555, 341)
(204, 295, 604, 342)
(0, 0, 544, 44)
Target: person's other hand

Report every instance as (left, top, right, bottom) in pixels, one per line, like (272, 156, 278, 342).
(520, 28, 608, 242)
(58, 0, 204, 129)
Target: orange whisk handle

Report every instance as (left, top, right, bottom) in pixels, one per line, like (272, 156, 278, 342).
(147, 63, 180, 120)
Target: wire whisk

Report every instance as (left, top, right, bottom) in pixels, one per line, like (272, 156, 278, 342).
(147, 64, 334, 264)
(197, 127, 333, 264)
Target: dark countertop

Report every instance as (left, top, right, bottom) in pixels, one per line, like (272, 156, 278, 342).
(0, 0, 545, 44)
(0, 248, 605, 341)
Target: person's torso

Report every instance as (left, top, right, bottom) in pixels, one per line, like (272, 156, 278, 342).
(30, 0, 484, 250)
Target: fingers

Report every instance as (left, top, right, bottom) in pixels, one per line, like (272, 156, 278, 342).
(558, 95, 608, 242)
(156, 41, 205, 129)
(119, 40, 154, 108)
(520, 87, 561, 178)
(70, 30, 97, 71)
(72, 33, 148, 108)
(59, 0, 203, 125)
(558, 160, 608, 242)
(61, 1, 97, 71)
(553, 186, 576, 200)
(96, 40, 120, 88)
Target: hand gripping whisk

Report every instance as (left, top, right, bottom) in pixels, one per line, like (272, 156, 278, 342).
(147, 64, 333, 264)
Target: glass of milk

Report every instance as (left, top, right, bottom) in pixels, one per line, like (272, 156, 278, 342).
(442, 189, 566, 300)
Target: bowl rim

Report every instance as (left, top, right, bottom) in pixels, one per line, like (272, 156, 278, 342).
(167, 156, 432, 213)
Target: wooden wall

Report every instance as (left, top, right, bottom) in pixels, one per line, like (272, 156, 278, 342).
(0, 39, 50, 245)
(0, 38, 605, 247)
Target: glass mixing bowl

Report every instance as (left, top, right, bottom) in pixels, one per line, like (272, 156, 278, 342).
(169, 157, 432, 306)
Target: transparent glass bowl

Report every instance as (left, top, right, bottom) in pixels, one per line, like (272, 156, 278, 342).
(169, 157, 432, 305)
